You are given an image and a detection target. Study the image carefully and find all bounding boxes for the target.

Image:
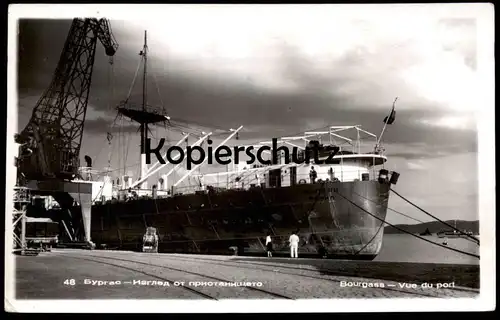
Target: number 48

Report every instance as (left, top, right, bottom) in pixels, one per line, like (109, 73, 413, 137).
(64, 279, 76, 286)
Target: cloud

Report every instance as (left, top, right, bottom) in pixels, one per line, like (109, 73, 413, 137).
(384, 138, 477, 160)
(417, 115, 476, 131)
(437, 18, 477, 70)
(17, 15, 479, 114)
(406, 160, 427, 171)
(386, 152, 478, 224)
(112, 13, 478, 114)
(84, 117, 139, 134)
(15, 11, 481, 203)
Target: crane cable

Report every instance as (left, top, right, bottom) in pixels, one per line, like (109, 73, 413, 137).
(92, 58, 119, 202)
(389, 188, 480, 245)
(105, 55, 116, 171)
(93, 57, 140, 200)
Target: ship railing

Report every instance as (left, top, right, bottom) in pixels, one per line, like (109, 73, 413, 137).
(166, 170, 382, 196)
(108, 168, 382, 200)
(104, 169, 383, 201)
(255, 125, 381, 155)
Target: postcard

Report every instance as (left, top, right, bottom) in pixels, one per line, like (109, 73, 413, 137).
(5, 3, 495, 313)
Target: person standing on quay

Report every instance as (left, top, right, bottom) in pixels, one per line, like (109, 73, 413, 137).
(265, 232, 273, 257)
(309, 166, 317, 184)
(289, 231, 300, 258)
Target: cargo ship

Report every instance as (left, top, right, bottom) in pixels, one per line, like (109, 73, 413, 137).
(17, 29, 400, 260)
(42, 133, 397, 260)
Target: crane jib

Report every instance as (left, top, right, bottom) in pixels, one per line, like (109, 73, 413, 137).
(16, 18, 119, 183)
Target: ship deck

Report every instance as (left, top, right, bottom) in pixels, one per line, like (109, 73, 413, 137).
(9, 249, 479, 303)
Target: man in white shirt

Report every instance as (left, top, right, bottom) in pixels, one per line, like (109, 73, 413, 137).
(289, 231, 300, 258)
(265, 232, 273, 257)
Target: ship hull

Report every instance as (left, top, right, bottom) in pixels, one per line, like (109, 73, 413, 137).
(69, 181, 390, 259)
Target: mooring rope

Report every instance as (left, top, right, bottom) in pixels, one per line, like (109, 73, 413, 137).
(333, 186, 480, 259)
(351, 189, 425, 224)
(390, 187, 480, 245)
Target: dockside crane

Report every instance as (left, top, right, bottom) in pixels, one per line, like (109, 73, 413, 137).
(13, 18, 118, 250)
(16, 18, 118, 181)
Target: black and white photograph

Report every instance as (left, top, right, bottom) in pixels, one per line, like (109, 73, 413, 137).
(5, 3, 495, 313)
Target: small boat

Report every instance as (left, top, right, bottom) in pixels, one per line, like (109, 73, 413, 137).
(437, 220, 473, 238)
(437, 230, 460, 238)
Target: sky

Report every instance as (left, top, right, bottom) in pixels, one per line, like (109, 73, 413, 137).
(15, 5, 488, 225)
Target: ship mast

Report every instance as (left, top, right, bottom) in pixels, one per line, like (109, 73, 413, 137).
(140, 30, 148, 189)
(117, 30, 169, 191)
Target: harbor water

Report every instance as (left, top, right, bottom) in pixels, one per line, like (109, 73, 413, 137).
(375, 234, 480, 265)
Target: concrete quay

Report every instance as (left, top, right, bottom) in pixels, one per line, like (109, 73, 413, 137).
(11, 249, 479, 300)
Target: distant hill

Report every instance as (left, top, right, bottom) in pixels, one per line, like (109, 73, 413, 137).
(384, 220, 479, 235)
